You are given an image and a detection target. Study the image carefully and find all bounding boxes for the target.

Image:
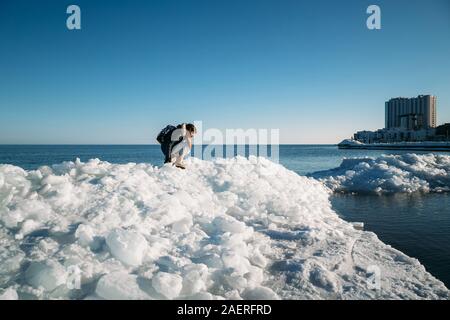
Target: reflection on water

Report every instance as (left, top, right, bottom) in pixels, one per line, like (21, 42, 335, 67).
(331, 193, 450, 288)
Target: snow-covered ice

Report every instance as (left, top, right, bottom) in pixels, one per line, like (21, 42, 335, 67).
(0, 156, 448, 299)
(311, 153, 450, 194)
(106, 229, 148, 267)
(152, 272, 183, 299)
(0, 287, 18, 300)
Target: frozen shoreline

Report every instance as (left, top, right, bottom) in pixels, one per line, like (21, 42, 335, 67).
(0, 156, 448, 299)
(338, 139, 450, 152)
(311, 153, 450, 194)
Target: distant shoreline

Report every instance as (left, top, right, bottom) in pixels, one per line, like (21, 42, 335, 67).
(0, 144, 338, 146)
(338, 140, 450, 152)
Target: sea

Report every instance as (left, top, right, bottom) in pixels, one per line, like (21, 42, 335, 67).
(0, 144, 449, 288)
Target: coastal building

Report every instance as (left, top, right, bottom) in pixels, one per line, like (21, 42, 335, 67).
(385, 95, 436, 130)
(436, 123, 450, 139)
(354, 127, 436, 144)
(352, 95, 443, 143)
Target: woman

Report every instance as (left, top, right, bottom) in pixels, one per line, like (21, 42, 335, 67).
(158, 123, 197, 169)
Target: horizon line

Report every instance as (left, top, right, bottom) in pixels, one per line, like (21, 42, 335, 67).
(0, 143, 338, 146)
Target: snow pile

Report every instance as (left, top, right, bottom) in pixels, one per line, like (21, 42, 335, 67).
(311, 153, 450, 194)
(0, 157, 448, 299)
(338, 139, 364, 147)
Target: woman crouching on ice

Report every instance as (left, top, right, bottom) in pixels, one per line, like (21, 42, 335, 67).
(157, 123, 197, 169)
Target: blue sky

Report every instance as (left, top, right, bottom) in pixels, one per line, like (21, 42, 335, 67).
(0, 0, 449, 144)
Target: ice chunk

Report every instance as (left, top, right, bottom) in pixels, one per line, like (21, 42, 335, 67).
(75, 224, 95, 247)
(152, 272, 183, 299)
(95, 272, 150, 300)
(171, 217, 193, 234)
(106, 228, 148, 266)
(212, 216, 248, 234)
(249, 249, 267, 268)
(0, 288, 19, 300)
(181, 264, 208, 296)
(224, 273, 248, 291)
(25, 260, 67, 291)
(309, 265, 339, 292)
(351, 222, 364, 231)
(242, 286, 279, 300)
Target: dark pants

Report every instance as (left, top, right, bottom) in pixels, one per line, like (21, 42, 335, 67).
(161, 140, 172, 163)
(161, 138, 182, 163)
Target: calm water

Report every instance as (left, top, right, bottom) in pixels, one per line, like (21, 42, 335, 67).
(0, 144, 449, 287)
(331, 193, 450, 289)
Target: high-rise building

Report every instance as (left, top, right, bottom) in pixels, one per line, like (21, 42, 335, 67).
(385, 95, 436, 129)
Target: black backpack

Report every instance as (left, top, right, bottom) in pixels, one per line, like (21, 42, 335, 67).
(156, 125, 176, 144)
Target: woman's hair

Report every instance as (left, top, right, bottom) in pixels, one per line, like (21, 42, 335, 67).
(186, 123, 197, 134)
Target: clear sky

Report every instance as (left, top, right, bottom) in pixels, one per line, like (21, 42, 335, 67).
(1, 0, 449, 144)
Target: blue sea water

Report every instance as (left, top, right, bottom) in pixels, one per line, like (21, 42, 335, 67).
(0, 144, 449, 288)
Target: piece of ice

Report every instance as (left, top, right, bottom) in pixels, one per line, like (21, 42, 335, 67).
(95, 272, 150, 300)
(152, 272, 183, 299)
(106, 228, 148, 266)
(0, 288, 19, 300)
(24, 260, 67, 291)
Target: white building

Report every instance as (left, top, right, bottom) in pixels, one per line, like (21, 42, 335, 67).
(385, 95, 436, 129)
(354, 128, 436, 143)
(353, 95, 438, 144)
